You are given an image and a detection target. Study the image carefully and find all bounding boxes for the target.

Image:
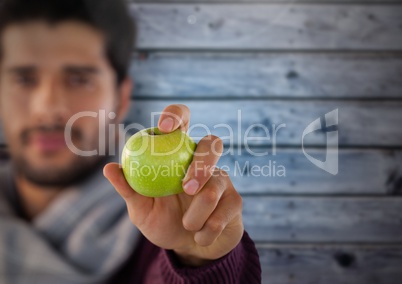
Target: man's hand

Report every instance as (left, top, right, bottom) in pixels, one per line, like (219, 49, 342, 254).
(104, 104, 244, 266)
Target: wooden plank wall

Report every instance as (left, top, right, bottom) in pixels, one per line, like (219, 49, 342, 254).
(127, 1, 402, 283)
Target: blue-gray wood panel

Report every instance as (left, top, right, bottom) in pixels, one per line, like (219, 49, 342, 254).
(129, 4, 402, 50)
(130, 52, 402, 99)
(217, 148, 402, 195)
(257, 244, 402, 284)
(242, 196, 402, 242)
(126, 100, 402, 147)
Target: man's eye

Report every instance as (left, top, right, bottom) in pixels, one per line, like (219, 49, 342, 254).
(68, 74, 92, 87)
(15, 75, 37, 87)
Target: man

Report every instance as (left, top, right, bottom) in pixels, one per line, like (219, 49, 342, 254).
(0, 0, 261, 283)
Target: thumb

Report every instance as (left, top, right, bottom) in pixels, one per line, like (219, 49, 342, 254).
(103, 163, 152, 210)
(103, 162, 137, 200)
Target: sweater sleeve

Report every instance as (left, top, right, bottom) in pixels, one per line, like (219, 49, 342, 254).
(143, 230, 261, 284)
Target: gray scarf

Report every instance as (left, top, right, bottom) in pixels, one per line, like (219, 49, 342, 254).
(0, 158, 140, 284)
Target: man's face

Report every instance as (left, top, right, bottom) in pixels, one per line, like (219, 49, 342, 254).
(0, 20, 124, 187)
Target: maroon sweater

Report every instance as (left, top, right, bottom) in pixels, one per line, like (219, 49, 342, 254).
(108, 230, 261, 284)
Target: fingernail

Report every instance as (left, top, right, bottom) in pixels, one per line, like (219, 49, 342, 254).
(160, 117, 174, 132)
(183, 179, 199, 195)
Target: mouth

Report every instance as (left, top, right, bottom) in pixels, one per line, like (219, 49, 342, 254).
(28, 132, 67, 152)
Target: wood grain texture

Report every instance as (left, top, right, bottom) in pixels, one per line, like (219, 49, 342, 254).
(257, 244, 402, 284)
(126, 100, 402, 147)
(130, 4, 402, 50)
(242, 196, 402, 242)
(217, 148, 402, 195)
(131, 52, 402, 98)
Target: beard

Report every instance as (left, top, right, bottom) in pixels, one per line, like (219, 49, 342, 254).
(13, 123, 114, 188)
(14, 152, 108, 188)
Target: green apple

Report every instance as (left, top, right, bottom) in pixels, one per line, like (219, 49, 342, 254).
(121, 127, 197, 197)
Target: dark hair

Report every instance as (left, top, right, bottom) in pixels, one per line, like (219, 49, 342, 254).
(0, 0, 136, 85)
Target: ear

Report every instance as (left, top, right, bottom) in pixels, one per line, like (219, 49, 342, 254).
(115, 77, 133, 123)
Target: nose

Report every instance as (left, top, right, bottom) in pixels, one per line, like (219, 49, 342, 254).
(31, 77, 68, 125)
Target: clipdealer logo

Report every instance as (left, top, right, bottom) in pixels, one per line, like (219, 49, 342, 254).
(302, 109, 339, 175)
(63, 108, 339, 177)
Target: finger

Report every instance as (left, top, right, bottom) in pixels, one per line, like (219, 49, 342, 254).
(103, 163, 137, 199)
(194, 188, 243, 247)
(182, 175, 226, 232)
(158, 104, 190, 133)
(103, 163, 153, 223)
(182, 135, 223, 195)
